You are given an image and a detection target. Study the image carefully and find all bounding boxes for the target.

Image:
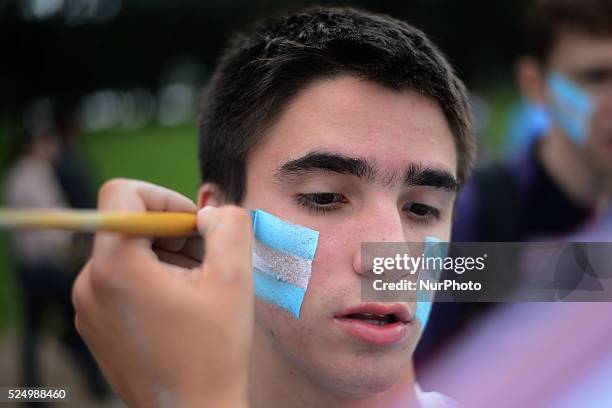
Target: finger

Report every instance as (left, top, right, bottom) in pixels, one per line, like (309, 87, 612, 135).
(71, 262, 137, 404)
(72, 260, 92, 319)
(154, 248, 201, 269)
(72, 261, 100, 343)
(182, 235, 204, 262)
(97, 179, 197, 213)
(93, 179, 197, 273)
(197, 206, 253, 288)
(152, 235, 203, 262)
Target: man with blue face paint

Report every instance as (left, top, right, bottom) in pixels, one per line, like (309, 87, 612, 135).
(457, 0, 612, 243)
(416, 0, 612, 370)
(71, 7, 477, 407)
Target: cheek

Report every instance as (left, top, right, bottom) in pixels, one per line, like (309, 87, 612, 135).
(426, 223, 452, 242)
(311, 238, 338, 283)
(307, 228, 355, 288)
(254, 298, 319, 357)
(255, 300, 302, 337)
(255, 297, 319, 356)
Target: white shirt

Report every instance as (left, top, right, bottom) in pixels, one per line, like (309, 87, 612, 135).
(415, 383, 458, 408)
(3, 156, 73, 265)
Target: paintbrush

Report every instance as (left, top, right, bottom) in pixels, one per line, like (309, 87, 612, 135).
(0, 208, 198, 237)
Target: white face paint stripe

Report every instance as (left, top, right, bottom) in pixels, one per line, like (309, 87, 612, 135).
(252, 239, 313, 289)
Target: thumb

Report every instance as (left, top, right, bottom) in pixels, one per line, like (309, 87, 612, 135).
(196, 206, 254, 291)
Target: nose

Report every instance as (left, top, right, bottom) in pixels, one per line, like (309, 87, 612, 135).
(352, 204, 408, 277)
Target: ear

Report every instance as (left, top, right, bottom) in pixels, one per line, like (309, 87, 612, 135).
(515, 56, 549, 105)
(197, 183, 226, 209)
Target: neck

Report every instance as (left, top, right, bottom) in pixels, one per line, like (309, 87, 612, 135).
(539, 127, 611, 209)
(248, 326, 418, 408)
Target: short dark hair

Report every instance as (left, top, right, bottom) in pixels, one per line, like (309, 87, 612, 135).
(526, 0, 612, 63)
(198, 7, 475, 203)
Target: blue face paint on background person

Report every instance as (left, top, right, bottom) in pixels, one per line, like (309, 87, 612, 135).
(546, 71, 594, 145)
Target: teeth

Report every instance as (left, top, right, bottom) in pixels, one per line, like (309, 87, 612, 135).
(359, 313, 387, 318)
(344, 312, 398, 324)
(363, 319, 388, 326)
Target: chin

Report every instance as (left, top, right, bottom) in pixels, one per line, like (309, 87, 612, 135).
(304, 349, 413, 398)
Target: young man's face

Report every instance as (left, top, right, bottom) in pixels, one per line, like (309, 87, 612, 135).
(545, 31, 612, 170)
(241, 75, 457, 395)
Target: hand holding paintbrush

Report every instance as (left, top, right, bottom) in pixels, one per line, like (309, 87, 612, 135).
(5, 179, 254, 407)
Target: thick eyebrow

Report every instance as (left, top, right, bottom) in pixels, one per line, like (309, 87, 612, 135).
(403, 163, 459, 191)
(274, 151, 377, 183)
(273, 150, 459, 191)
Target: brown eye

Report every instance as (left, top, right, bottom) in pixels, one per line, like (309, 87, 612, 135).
(309, 193, 346, 205)
(403, 202, 440, 222)
(295, 192, 348, 214)
(574, 67, 612, 90)
(579, 68, 612, 85)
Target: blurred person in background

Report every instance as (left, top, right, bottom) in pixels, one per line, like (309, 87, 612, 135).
(53, 98, 98, 212)
(52, 100, 99, 271)
(3, 112, 108, 402)
(416, 0, 612, 372)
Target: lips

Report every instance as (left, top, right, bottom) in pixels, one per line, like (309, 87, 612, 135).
(334, 303, 412, 346)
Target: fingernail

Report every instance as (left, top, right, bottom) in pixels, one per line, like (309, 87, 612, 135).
(199, 206, 216, 214)
(197, 206, 217, 235)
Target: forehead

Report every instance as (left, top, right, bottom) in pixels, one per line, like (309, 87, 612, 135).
(247, 75, 457, 177)
(549, 31, 612, 70)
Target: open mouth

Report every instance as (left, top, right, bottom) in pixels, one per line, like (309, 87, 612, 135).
(343, 312, 400, 326)
(334, 304, 411, 345)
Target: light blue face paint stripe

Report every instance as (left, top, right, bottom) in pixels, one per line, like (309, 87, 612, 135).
(547, 71, 593, 144)
(248, 209, 320, 320)
(416, 236, 448, 329)
(253, 268, 307, 320)
(415, 300, 433, 329)
(249, 209, 319, 261)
